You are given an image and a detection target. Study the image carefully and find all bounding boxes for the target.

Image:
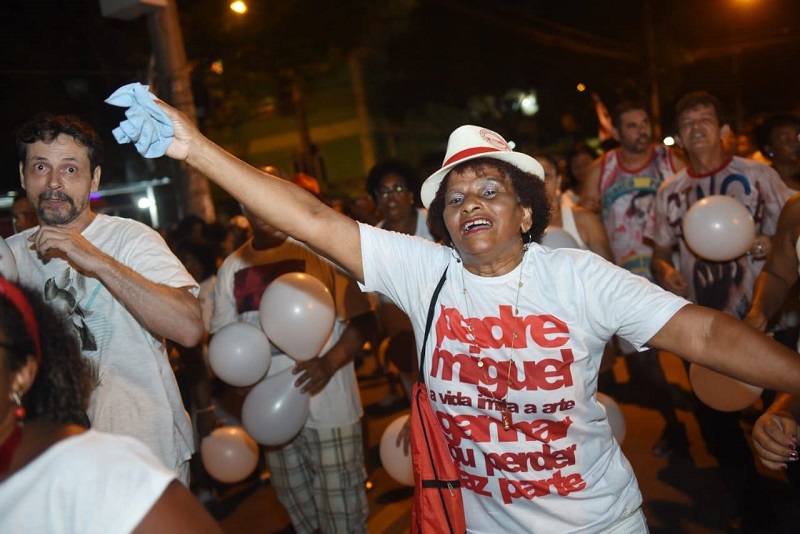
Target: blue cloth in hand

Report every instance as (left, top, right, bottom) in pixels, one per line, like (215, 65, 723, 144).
(105, 83, 174, 158)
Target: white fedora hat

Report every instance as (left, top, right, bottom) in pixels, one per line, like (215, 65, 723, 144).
(420, 125, 544, 208)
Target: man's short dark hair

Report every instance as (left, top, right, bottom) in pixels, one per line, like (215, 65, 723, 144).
(675, 91, 729, 129)
(17, 113, 104, 173)
(612, 101, 649, 131)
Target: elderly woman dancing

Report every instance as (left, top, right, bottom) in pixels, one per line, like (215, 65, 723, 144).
(125, 99, 800, 533)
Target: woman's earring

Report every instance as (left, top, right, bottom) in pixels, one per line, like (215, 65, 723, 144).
(449, 243, 461, 263)
(11, 390, 25, 423)
(523, 231, 532, 251)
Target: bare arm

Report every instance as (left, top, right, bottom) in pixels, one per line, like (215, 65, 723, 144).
(745, 194, 800, 330)
(651, 244, 689, 297)
(133, 480, 222, 534)
(98, 258, 202, 347)
(648, 304, 800, 395)
(159, 103, 364, 282)
(577, 158, 602, 213)
(31, 227, 202, 347)
(572, 206, 613, 261)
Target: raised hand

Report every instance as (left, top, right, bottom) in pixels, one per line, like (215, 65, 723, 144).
(29, 225, 107, 276)
(154, 101, 200, 162)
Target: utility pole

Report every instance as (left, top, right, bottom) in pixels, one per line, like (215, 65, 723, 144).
(348, 48, 376, 174)
(100, 0, 216, 223)
(146, 0, 216, 222)
(644, 0, 662, 140)
(289, 72, 327, 185)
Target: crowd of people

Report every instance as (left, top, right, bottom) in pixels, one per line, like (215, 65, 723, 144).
(2, 87, 800, 533)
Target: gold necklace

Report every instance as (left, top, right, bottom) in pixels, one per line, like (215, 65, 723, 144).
(460, 255, 525, 431)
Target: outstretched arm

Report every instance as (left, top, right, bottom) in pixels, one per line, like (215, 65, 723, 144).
(745, 194, 800, 330)
(648, 304, 800, 395)
(159, 103, 364, 282)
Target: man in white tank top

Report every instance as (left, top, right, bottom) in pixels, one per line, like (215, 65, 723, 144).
(580, 101, 688, 458)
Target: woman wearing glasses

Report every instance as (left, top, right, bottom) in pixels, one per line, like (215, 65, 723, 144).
(366, 159, 435, 242)
(364, 160, 436, 416)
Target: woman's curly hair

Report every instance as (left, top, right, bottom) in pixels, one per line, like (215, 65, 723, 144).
(1, 282, 93, 425)
(426, 157, 552, 245)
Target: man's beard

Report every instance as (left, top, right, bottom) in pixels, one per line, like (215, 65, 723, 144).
(37, 191, 83, 225)
(627, 135, 652, 154)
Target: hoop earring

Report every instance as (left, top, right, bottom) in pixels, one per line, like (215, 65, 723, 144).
(11, 390, 25, 424)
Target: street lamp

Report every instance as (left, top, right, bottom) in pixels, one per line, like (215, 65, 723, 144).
(230, 1, 248, 15)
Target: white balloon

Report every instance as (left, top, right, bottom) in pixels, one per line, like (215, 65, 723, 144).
(597, 393, 626, 444)
(379, 414, 414, 486)
(689, 363, 763, 412)
(201, 426, 260, 484)
(208, 322, 272, 387)
(542, 226, 580, 250)
(242, 367, 310, 445)
(259, 272, 336, 361)
(682, 195, 756, 262)
(0, 237, 18, 283)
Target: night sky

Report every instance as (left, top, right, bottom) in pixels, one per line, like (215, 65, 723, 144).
(2, 0, 799, 195)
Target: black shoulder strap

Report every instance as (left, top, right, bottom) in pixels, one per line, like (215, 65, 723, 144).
(418, 267, 449, 384)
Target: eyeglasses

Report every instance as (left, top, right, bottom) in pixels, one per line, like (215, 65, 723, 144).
(375, 184, 409, 198)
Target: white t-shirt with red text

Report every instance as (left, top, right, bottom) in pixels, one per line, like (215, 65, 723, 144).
(359, 223, 689, 533)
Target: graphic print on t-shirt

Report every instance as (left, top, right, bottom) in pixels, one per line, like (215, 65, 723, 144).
(43, 268, 97, 351)
(602, 179, 658, 277)
(428, 302, 586, 506)
(660, 170, 765, 317)
(232, 259, 306, 314)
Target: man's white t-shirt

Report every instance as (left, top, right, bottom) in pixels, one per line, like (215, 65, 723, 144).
(0, 430, 175, 533)
(8, 215, 197, 472)
(649, 155, 791, 317)
(211, 237, 371, 428)
(358, 223, 689, 533)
